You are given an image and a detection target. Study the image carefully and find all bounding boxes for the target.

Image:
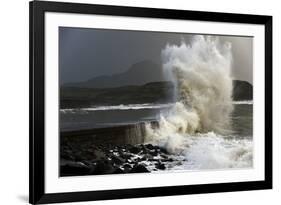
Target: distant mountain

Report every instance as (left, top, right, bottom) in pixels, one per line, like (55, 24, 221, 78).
(60, 81, 174, 108)
(64, 60, 164, 88)
(232, 80, 253, 101)
(60, 80, 252, 109)
(61, 60, 252, 108)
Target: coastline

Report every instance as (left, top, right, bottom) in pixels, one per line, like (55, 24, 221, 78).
(59, 121, 178, 176)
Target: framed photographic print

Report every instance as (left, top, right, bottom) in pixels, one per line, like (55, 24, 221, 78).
(29, 0, 272, 204)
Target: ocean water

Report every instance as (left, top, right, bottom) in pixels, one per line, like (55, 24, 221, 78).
(145, 101, 253, 170)
(60, 103, 172, 131)
(60, 102, 252, 136)
(60, 101, 253, 170)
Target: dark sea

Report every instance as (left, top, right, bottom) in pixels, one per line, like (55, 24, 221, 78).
(60, 101, 253, 171)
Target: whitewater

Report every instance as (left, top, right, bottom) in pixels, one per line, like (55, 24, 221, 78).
(60, 103, 174, 113)
(144, 36, 253, 170)
(60, 101, 251, 113)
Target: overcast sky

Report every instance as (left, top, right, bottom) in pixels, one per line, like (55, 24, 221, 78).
(59, 27, 253, 84)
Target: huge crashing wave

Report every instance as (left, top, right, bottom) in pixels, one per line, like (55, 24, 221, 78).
(145, 36, 252, 170)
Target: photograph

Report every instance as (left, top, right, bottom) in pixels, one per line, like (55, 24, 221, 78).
(28, 1, 272, 204)
(59, 27, 254, 177)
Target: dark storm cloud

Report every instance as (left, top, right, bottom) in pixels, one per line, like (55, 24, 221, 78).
(59, 27, 190, 84)
(59, 27, 253, 84)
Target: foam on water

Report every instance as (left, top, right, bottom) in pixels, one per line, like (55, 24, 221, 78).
(232, 100, 253, 105)
(171, 133, 252, 170)
(61, 103, 174, 113)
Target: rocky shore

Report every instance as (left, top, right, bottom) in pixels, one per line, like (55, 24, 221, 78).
(60, 139, 184, 176)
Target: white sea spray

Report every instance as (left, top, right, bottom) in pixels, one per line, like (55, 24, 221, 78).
(145, 36, 252, 169)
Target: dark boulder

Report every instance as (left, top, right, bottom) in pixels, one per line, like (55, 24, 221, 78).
(129, 146, 141, 154)
(145, 144, 155, 150)
(161, 158, 174, 162)
(111, 155, 126, 165)
(141, 154, 153, 161)
(119, 153, 133, 160)
(123, 164, 132, 173)
(130, 164, 150, 173)
(156, 163, 166, 170)
(113, 167, 125, 174)
(90, 161, 115, 175)
(149, 150, 158, 156)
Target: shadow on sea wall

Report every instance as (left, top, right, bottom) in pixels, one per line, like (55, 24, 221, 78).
(61, 121, 159, 146)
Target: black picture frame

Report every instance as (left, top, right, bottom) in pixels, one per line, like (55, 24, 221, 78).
(29, 0, 272, 204)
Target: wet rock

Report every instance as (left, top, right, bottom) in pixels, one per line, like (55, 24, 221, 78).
(118, 149, 125, 156)
(91, 161, 115, 175)
(113, 167, 125, 174)
(130, 164, 150, 173)
(161, 158, 174, 162)
(148, 157, 159, 162)
(145, 144, 154, 150)
(126, 159, 133, 163)
(60, 138, 178, 176)
(160, 154, 168, 159)
(149, 150, 158, 156)
(129, 146, 141, 154)
(175, 161, 183, 166)
(120, 153, 133, 160)
(141, 154, 153, 161)
(111, 155, 126, 165)
(123, 164, 132, 173)
(81, 160, 93, 166)
(156, 163, 166, 170)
